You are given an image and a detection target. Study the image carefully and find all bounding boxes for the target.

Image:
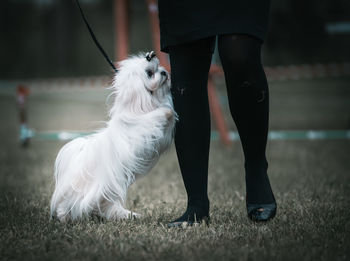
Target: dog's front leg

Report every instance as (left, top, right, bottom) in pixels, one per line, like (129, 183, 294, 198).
(122, 107, 173, 128)
(148, 106, 174, 126)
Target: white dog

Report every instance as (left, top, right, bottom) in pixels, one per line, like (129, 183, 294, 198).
(50, 52, 176, 221)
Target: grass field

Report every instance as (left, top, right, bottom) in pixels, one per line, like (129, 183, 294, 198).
(0, 77, 350, 260)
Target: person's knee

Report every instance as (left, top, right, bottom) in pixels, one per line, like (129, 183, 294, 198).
(169, 40, 213, 96)
(218, 34, 262, 79)
(221, 51, 255, 77)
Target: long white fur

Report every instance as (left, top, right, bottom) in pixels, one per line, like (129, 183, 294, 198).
(50, 53, 176, 221)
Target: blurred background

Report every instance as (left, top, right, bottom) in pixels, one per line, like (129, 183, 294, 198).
(0, 1, 350, 259)
(0, 0, 350, 78)
(1, 0, 349, 136)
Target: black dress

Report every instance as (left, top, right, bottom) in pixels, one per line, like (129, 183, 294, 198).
(158, 0, 271, 52)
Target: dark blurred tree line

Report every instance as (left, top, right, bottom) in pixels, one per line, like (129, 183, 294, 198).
(0, 0, 349, 79)
(265, 0, 350, 65)
(0, 0, 115, 79)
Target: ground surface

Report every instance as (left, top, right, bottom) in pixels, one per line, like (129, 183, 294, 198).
(0, 77, 349, 260)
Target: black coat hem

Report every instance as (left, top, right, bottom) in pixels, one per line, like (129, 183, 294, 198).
(160, 23, 266, 53)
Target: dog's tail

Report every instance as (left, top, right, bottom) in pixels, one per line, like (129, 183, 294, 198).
(50, 137, 87, 219)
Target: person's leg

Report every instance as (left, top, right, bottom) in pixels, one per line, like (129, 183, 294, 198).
(168, 37, 214, 225)
(218, 34, 276, 220)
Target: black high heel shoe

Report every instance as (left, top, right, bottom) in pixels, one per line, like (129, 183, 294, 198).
(245, 160, 277, 221)
(246, 202, 277, 221)
(167, 206, 210, 228)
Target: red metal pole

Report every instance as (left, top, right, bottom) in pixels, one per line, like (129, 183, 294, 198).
(114, 0, 129, 61)
(16, 84, 31, 147)
(146, 0, 170, 71)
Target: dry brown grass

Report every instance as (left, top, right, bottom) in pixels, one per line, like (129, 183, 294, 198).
(1, 78, 349, 260)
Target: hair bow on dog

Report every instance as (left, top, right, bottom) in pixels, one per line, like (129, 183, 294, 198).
(145, 51, 156, 61)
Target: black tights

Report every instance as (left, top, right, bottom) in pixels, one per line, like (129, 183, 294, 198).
(169, 34, 275, 217)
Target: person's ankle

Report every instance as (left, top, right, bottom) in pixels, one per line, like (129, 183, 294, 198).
(244, 158, 268, 172)
(244, 159, 275, 204)
(187, 196, 209, 213)
(169, 205, 209, 226)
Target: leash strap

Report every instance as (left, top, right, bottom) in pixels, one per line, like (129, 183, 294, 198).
(75, 0, 118, 72)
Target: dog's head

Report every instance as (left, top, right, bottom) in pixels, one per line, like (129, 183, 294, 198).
(111, 52, 170, 114)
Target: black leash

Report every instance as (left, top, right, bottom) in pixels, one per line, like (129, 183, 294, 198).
(75, 0, 118, 73)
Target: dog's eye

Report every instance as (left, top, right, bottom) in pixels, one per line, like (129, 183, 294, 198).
(146, 69, 154, 78)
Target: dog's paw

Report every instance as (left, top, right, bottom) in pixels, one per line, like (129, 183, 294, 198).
(152, 107, 173, 125)
(55, 213, 69, 223)
(164, 108, 173, 120)
(55, 206, 70, 222)
(128, 211, 141, 219)
(115, 209, 141, 220)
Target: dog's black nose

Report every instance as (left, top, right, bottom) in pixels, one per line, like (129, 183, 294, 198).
(161, 71, 167, 76)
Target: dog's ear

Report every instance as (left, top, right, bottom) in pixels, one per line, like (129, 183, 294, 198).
(112, 72, 155, 114)
(114, 71, 142, 95)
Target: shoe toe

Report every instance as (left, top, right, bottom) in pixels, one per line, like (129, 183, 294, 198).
(167, 221, 193, 228)
(247, 203, 277, 221)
